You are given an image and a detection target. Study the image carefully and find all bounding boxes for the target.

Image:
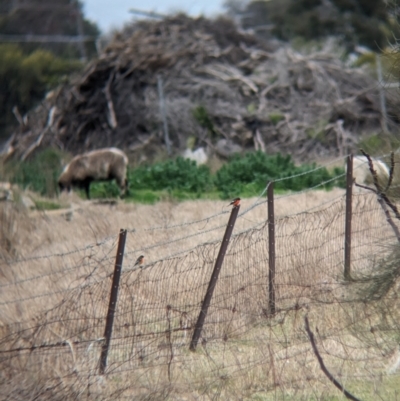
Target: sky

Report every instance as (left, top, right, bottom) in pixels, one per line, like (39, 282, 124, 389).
(83, 0, 225, 33)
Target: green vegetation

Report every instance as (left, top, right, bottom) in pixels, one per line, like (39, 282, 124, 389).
(0, 44, 82, 137)
(123, 189, 161, 204)
(227, 0, 399, 52)
(129, 157, 213, 193)
(0, 0, 99, 60)
(306, 119, 329, 143)
(192, 105, 217, 138)
(358, 134, 386, 154)
(2, 150, 345, 202)
(0, 0, 99, 139)
(88, 181, 122, 200)
(247, 103, 257, 115)
(214, 151, 344, 199)
(34, 199, 62, 211)
(357, 133, 398, 156)
(268, 112, 284, 126)
(3, 148, 64, 197)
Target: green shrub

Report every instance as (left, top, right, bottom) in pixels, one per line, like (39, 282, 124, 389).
(193, 105, 217, 137)
(215, 152, 289, 198)
(129, 157, 212, 193)
(127, 190, 161, 204)
(215, 151, 344, 199)
(6, 148, 64, 197)
(241, 0, 398, 52)
(89, 181, 121, 199)
(3, 150, 345, 202)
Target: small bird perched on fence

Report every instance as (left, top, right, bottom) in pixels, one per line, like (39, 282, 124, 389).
(134, 255, 144, 268)
(229, 197, 241, 207)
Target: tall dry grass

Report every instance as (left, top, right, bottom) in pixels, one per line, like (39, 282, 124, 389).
(0, 188, 400, 400)
(0, 188, 346, 324)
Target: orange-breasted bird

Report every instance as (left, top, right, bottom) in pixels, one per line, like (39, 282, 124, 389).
(229, 197, 241, 207)
(134, 255, 144, 267)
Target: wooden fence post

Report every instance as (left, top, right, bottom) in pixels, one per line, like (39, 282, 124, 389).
(344, 154, 353, 281)
(99, 228, 127, 374)
(267, 182, 276, 315)
(189, 203, 240, 351)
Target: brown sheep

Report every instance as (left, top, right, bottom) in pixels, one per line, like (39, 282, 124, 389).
(58, 148, 129, 199)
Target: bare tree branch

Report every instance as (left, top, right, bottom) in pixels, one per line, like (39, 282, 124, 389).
(304, 316, 362, 401)
(360, 149, 382, 193)
(359, 149, 400, 224)
(12, 106, 25, 127)
(384, 151, 395, 194)
(103, 72, 117, 130)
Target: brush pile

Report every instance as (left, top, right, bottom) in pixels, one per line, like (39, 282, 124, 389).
(2, 14, 399, 162)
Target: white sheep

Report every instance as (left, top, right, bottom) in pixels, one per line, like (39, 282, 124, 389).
(350, 155, 390, 192)
(346, 156, 397, 198)
(58, 147, 129, 199)
(182, 147, 208, 165)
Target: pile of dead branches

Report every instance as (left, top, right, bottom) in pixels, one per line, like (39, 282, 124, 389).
(2, 14, 398, 162)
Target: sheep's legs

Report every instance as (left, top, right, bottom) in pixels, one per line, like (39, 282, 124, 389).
(84, 181, 91, 200)
(115, 177, 128, 198)
(123, 178, 129, 197)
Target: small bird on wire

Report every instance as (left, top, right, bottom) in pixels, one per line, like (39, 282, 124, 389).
(134, 255, 144, 268)
(229, 197, 241, 207)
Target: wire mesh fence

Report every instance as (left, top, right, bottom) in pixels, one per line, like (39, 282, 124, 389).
(0, 167, 400, 400)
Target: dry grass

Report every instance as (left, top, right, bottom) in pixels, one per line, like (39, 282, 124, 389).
(0, 188, 345, 323)
(1, 188, 400, 400)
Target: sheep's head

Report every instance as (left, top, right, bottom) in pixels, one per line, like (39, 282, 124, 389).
(58, 179, 71, 194)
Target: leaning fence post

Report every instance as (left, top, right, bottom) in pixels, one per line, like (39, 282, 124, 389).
(189, 203, 240, 351)
(99, 228, 127, 374)
(344, 154, 353, 281)
(267, 182, 276, 315)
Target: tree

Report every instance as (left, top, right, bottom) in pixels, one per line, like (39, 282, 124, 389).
(0, 0, 99, 139)
(0, 44, 81, 138)
(225, 0, 399, 52)
(0, 0, 100, 59)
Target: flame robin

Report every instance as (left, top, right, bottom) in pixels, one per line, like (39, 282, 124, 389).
(229, 197, 241, 207)
(134, 255, 144, 267)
